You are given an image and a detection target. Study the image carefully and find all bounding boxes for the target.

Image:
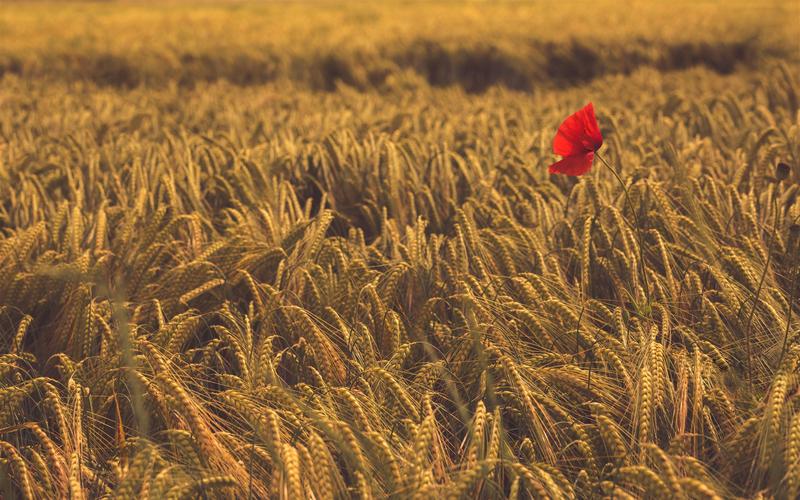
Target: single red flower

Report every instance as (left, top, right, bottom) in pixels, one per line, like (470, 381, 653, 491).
(549, 102, 603, 176)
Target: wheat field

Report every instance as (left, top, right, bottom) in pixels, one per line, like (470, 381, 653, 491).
(1, 1, 800, 499)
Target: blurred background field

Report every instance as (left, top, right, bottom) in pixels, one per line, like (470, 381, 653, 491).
(1, 2, 800, 499)
(1, 1, 798, 90)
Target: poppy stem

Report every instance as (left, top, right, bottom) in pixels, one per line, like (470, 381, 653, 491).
(778, 212, 800, 370)
(595, 152, 651, 309)
(742, 192, 780, 390)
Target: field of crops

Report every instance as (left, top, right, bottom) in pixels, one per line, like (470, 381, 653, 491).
(1, 1, 800, 498)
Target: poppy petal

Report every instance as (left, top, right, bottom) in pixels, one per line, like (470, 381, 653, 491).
(548, 151, 595, 176)
(553, 103, 603, 156)
(581, 103, 603, 150)
(552, 110, 587, 156)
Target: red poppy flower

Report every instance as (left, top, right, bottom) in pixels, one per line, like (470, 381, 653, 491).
(549, 102, 603, 176)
